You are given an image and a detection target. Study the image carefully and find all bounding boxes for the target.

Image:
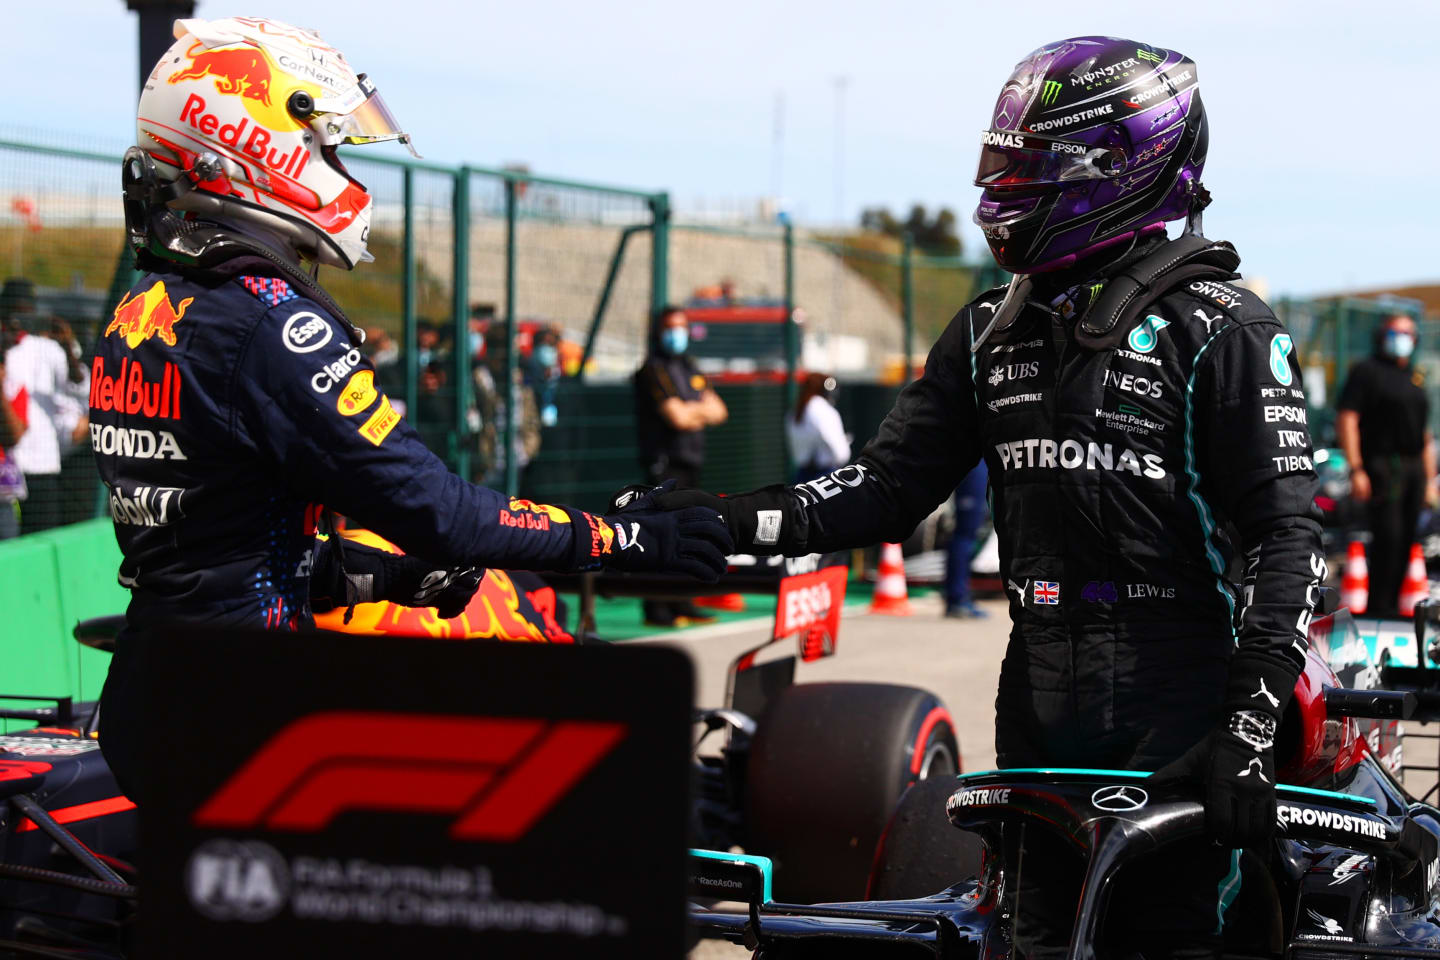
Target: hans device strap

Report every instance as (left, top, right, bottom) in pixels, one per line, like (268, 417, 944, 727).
(1074, 234, 1241, 350)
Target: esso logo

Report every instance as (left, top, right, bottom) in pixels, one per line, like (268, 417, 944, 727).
(784, 583, 832, 634)
(282, 312, 333, 354)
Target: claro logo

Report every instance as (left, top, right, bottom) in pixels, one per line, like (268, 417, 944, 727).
(193, 712, 626, 841)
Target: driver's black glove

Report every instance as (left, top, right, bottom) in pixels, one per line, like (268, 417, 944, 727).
(1151, 653, 1295, 847)
(310, 537, 483, 619)
(608, 481, 804, 556)
(596, 481, 734, 581)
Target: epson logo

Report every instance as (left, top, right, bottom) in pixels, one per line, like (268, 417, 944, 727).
(1263, 405, 1307, 424)
(995, 438, 1166, 480)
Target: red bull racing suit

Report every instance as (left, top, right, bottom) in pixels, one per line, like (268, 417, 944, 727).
(90, 255, 618, 796)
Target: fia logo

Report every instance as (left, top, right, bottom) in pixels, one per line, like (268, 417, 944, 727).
(1126, 315, 1171, 354)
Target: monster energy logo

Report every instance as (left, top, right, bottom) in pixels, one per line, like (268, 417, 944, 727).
(1040, 80, 1062, 106)
(1136, 48, 1164, 63)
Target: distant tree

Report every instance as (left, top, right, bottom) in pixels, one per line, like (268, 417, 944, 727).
(859, 204, 961, 257)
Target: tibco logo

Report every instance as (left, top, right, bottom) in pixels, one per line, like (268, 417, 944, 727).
(995, 438, 1166, 479)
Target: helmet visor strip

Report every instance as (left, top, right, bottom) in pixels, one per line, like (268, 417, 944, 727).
(314, 76, 419, 158)
(974, 130, 1125, 188)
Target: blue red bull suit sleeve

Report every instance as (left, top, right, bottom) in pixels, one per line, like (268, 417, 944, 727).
(91, 265, 606, 633)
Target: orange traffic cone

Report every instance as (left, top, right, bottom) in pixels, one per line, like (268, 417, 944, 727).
(1341, 538, 1368, 615)
(869, 542, 913, 616)
(1400, 543, 1428, 617)
(694, 593, 746, 612)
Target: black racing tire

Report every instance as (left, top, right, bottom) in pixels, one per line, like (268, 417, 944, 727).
(744, 682, 960, 904)
(868, 776, 986, 901)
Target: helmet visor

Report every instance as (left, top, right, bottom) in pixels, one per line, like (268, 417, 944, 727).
(974, 130, 1124, 189)
(316, 76, 420, 158)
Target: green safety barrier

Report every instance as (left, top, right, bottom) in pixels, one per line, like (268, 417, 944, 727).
(1, 518, 125, 714)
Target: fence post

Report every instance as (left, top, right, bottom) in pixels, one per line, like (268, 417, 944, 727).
(649, 192, 670, 317)
(503, 177, 520, 496)
(901, 231, 914, 384)
(452, 166, 471, 480)
(782, 221, 798, 477)
(402, 164, 418, 422)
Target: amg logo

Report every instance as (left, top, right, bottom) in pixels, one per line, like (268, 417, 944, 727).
(951, 787, 1011, 807)
(1276, 804, 1385, 839)
(995, 438, 1166, 479)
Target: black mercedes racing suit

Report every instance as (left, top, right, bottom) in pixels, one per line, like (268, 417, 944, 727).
(774, 261, 1323, 956)
(91, 255, 617, 800)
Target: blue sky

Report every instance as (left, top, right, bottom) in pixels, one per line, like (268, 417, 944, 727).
(6, 0, 1437, 297)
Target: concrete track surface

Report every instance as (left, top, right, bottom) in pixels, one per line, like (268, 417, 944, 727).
(645, 591, 1010, 959)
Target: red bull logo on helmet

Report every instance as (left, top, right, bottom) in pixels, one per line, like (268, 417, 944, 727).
(169, 41, 273, 106)
(106, 281, 192, 348)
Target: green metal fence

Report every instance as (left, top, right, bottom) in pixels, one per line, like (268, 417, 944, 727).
(7, 129, 1423, 539)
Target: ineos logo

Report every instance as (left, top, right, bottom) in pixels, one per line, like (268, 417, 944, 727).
(281, 311, 333, 354)
(185, 839, 289, 922)
(1090, 785, 1148, 811)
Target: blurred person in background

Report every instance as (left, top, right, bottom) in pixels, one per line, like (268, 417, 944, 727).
(634, 305, 728, 626)
(3, 282, 88, 535)
(944, 463, 989, 619)
(361, 325, 401, 397)
(96, 15, 730, 801)
(1337, 313, 1436, 618)
(786, 372, 849, 483)
(46, 316, 96, 528)
(474, 329, 541, 486)
(528, 325, 563, 427)
(617, 37, 1324, 959)
(0, 354, 26, 539)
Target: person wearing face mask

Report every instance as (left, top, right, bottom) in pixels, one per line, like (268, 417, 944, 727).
(1337, 314, 1436, 618)
(633, 305, 729, 626)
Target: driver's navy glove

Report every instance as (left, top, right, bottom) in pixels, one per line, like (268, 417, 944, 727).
(599, 480, 734, 582)
(311, 537, 483, 619)
(1152, 653, 1295, 848)
(610, 480, 803, 556)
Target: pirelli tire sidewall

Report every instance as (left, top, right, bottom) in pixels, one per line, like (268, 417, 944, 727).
(743, 682, 959, 903)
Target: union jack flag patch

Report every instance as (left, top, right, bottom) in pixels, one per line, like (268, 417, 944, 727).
(1033, 581, 1060, 605)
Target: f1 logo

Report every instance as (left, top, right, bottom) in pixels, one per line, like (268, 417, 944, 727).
(193, 713, 626, 841)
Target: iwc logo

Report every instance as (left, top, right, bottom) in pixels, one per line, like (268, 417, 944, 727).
(185, 838, 289, 922)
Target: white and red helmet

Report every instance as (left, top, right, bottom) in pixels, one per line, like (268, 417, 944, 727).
(136, 16, 417, 270)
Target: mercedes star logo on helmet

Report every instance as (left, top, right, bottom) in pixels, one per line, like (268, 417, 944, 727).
(1091, 785, 1148, 812)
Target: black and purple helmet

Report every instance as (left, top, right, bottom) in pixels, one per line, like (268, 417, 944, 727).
(974, 37, 1206, 274)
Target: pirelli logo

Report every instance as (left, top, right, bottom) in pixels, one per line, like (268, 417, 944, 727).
(358, 395, 400, 446)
